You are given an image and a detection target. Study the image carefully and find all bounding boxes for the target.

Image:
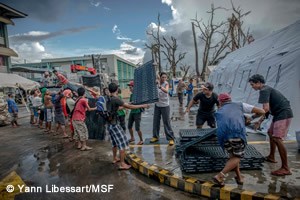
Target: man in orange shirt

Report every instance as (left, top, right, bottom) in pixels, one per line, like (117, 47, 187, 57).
(53, 70, 69, 86)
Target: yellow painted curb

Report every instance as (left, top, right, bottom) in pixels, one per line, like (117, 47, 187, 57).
(125, 151, 292, 200)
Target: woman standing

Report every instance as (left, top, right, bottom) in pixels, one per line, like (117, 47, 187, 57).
(150, 63, 175, 145)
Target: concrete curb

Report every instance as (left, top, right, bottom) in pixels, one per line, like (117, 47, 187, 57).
(125, 150, 296, 200)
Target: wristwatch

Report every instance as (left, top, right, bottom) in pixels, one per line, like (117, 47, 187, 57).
(159, 86, 162, 89)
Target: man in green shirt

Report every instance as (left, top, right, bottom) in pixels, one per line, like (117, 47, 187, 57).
(117, 89, 126, 133)
(127, 81, 143, 145)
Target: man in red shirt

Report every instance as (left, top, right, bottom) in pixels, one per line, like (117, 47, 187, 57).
(53, 70, 69, 86)
(72, 87, 96, 151)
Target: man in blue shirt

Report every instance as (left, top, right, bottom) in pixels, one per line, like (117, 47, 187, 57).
(186, 79, 194, 107)
(7, 92, 19, 128)
(213, 93, 265, 186)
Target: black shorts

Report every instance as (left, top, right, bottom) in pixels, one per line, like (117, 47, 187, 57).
(118, 115, 126, 131)
(224, 138, 245, 158)
(196, 112, 216, 128)
(128, 112, 141, 131)
(39, 110, 44, 121)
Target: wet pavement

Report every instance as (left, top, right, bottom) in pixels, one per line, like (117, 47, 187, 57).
(0, 97, 299, 199)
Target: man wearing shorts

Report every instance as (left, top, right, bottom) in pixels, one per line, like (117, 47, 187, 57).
(127, 81, 143, 145)
(107, 83, 149, 170)
(249, 74, 293, 176)
(53, 88, 68, 138)
(44, 90, 54, 134)
(213, 93, 265, 185)
(72, 87, 96, 151)
(185, 82, 219, 128)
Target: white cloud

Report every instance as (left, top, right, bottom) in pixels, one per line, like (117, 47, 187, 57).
(11, 42, 53, 63)
(116, 36, 132, 41)
(103, 7, 110, 11)
(90, 1, 101, 7)
(112, 25, 118, 33)
(162, 0, 172, 6)
(112, 24, 132, 41)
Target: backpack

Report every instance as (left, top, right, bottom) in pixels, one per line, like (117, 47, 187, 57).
(69, 97, 82, 118)
(66, 102, 71, 114)
(51, 94, 56, 104)
(96, 96, 116, 122)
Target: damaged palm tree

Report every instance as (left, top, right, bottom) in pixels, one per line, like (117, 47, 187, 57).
(161, 36, 187, 78)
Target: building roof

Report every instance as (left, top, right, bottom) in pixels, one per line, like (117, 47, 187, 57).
(10, 66, 50, 73)
(0, 3, 27, 19)
(41, 54, 137, 67)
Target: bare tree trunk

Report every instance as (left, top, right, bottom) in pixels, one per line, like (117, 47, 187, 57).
(157, 13, 162, 73)
(192, 22, 200, 77)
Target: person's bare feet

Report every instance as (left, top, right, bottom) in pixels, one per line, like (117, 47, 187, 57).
(119, 164, 131, 170)
(80, 146, 92, 151)
(112, 158, 120, 164)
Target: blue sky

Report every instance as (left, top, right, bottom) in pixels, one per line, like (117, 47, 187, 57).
(4, 0, 173, 64)
(3, 0, 300, 70)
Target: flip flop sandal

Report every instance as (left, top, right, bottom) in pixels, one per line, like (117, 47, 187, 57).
(212, 177, 224, 186)
(234, 177, 244, 185)
(265, 157, 278, 163)
(271, 170, 292, 176)
(137, 141, 144, 145)
(128, 139, 135, 143)
(119, 165, 131, 170)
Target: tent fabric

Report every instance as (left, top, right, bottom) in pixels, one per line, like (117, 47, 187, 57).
(208, 20, 300, 139)
(0, 73, 39, 90)
(133, 59, 158, 105)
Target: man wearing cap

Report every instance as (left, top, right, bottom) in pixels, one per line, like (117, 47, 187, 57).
(249, 74, 293, 176)
(185, 82, 219, 128)
(213, 93, 265, 185)
(127, 81, 144, 145)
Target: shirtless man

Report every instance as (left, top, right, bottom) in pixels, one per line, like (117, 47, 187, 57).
(44, 90, 54, 133)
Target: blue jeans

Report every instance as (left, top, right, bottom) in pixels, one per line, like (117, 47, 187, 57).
(187, 93, 193, 106)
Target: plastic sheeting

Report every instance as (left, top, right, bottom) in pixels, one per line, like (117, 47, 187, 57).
(63, 83, 94, 99)
(86, 98, 105, 140)
(133, 60, 158, 105)
(82, 75, 101, 87)
(208, 20, 300, 139)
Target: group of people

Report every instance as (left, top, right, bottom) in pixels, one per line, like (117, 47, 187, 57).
(4, 64, 294, 177)
(179, 73, 293, 185)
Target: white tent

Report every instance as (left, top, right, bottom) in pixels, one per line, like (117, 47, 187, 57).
(208, 20, 300, 139)
(0, 73, 39, 90)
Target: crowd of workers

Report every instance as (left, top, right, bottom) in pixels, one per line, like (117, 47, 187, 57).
(3, 63, 293, 183)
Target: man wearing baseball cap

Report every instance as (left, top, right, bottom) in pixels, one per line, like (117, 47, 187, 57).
(185, 82, 219, 128)
(127, 81, 144, 145)
(212, 93, 265, 185)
